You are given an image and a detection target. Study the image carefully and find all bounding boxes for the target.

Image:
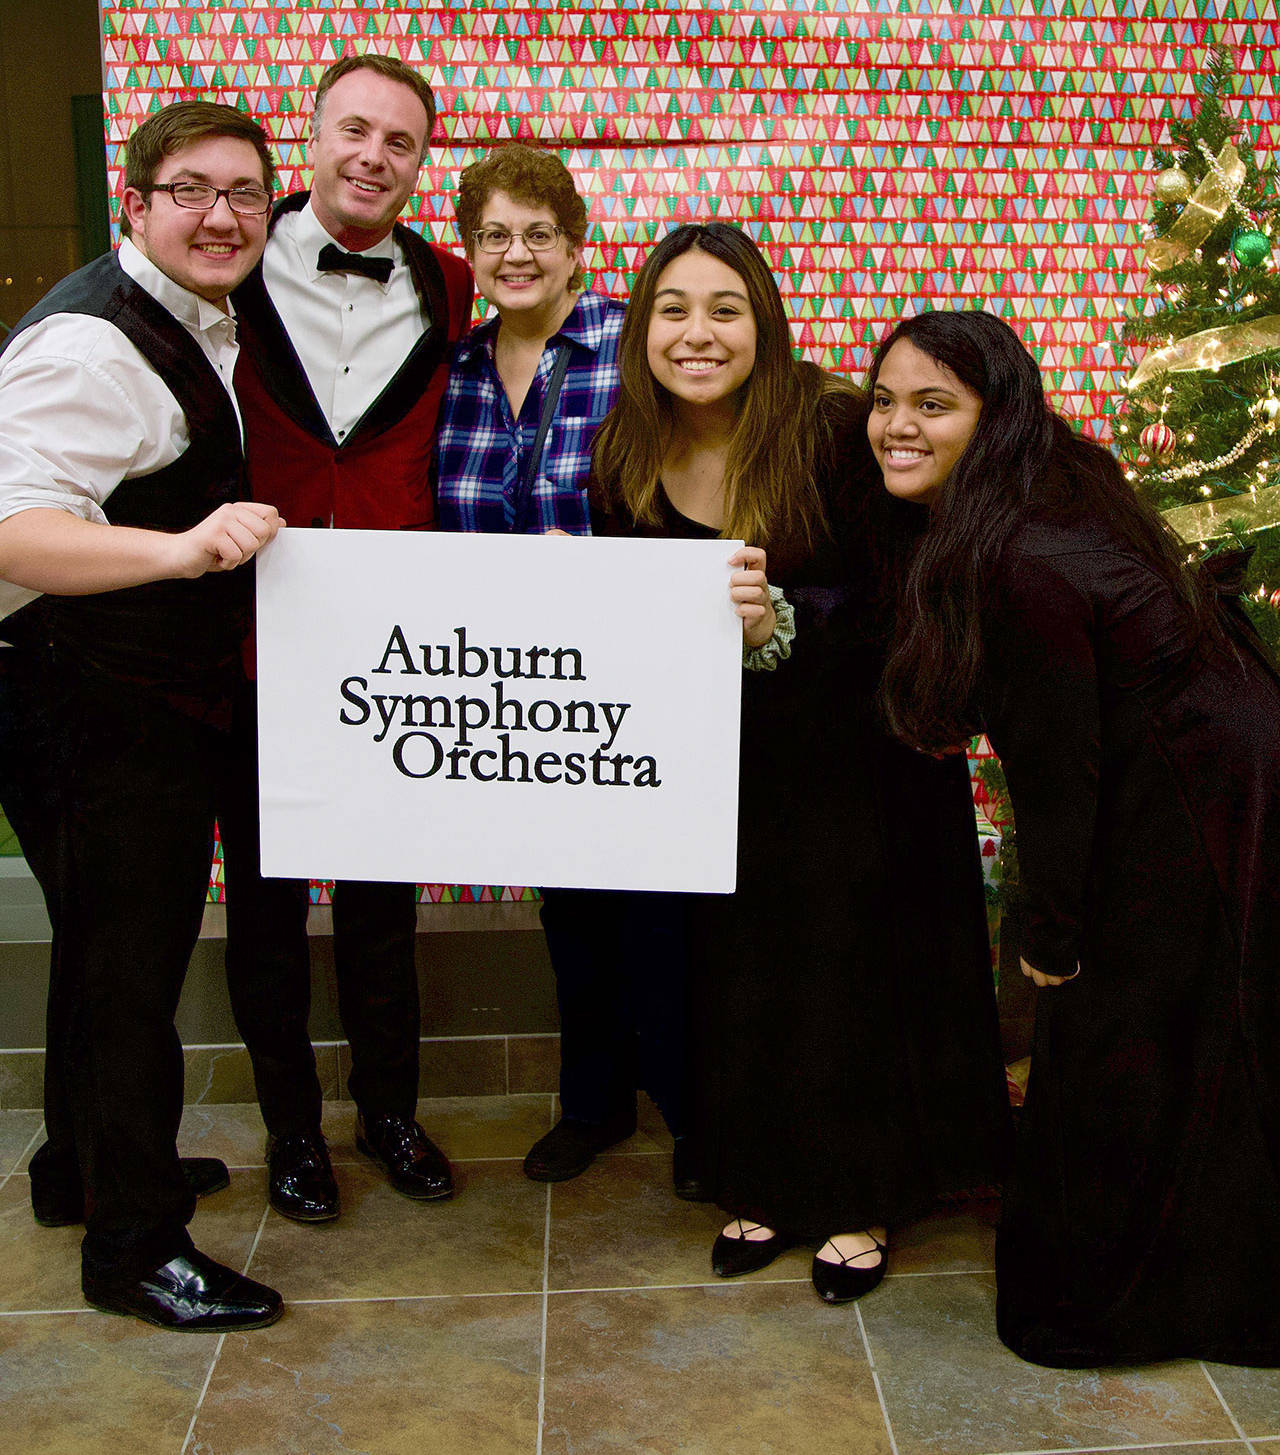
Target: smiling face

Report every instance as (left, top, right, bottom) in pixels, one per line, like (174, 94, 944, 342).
(868, 338, 984, 506)
(468, 190, 582, 325)
(121, 134, 269, 307)
(645, 247, 758, 412)
(308, 69, 429, 250)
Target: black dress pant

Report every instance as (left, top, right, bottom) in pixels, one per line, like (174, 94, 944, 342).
(1, 651, 219, 1278)
(219, 687, 421, 1134)
(539, 886, 689, 1134)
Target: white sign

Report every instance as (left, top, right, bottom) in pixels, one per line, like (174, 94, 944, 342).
(254, 529, 743, 892)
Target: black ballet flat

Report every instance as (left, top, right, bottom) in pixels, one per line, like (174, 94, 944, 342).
(711, 1220, 792, 1278)
(811, 1233, 887, 1304)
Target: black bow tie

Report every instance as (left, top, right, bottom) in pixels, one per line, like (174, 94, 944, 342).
(317, 242, 393, 285)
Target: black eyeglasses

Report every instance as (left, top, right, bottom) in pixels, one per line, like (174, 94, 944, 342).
(471, 225, 565, 254)
(147, 182, 273, 216)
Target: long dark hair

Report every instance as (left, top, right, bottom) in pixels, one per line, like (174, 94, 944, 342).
(591, 222, 851, 551)
(874, 309, 1215, 752)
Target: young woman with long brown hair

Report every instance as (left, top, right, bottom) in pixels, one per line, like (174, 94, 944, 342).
(870, 307, 1280, 1366)
(592, 225, 1012, 1304)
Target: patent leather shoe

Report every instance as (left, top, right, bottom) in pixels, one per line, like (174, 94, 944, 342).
(267, 1132, 339, 1222)
(672, 1135, 712, 1202)
(30, 1144, 229, 1228)
(522, 1110, 637, 1183)
(356, 1113, 453, 1200)
(810, 1233, 887, 1305)
(711, 1220, 792, 1277)
(83, 1248, 282, 1331)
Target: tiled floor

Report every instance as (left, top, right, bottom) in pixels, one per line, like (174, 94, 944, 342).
(0, 1098, 1277, 1455)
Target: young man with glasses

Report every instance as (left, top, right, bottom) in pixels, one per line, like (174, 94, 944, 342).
(222, 53, 473, 1226)
(0, 101, 284, 1330)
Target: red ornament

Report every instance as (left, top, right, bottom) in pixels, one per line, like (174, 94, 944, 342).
(1269, 588, 1280, 611)
(1140, 421, 1177, 457)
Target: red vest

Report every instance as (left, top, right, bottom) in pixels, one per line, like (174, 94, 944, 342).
(233, 201, 474, 532)
(234, 353, 447, 531)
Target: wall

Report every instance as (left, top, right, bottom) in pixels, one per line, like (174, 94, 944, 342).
(0, 0, 104, 331)
(99, 0, 1280, 436)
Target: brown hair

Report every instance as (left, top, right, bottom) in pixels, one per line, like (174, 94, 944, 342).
(592, 223, 848, 551)
(454, 144, 589, 290)
(121, 101, 275, 238)
(313, 53, 437, 161)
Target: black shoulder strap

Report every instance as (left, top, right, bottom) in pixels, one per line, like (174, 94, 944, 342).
(523, 345, 572, 495)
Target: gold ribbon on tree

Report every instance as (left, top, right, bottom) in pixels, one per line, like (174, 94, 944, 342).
(1163, 481, 1280, 544)
(1128, 314, 1280, 389)
(1144, 140, 1245, 274)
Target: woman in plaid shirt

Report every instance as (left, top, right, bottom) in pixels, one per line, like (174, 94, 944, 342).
(436, 145, 700, 1196)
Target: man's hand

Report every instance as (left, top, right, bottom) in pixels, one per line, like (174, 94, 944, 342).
(168, 501, 283, 577)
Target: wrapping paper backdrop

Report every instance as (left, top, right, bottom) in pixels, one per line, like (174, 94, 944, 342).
(98, 0, 1279, 902)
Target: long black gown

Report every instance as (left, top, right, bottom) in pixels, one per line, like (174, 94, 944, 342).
(597, 400, 1012, 1241)
(983, 514, 1280, 1368)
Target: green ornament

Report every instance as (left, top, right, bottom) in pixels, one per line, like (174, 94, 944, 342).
(1233, 229, 1271, 267)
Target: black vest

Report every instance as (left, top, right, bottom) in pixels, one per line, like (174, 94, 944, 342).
(1, 252, 249, 717)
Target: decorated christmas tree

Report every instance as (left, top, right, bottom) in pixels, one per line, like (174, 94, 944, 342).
(1120, 44, 1280, 646)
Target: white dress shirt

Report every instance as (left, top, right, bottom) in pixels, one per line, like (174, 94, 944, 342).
(261, 201, 427, 442)
(0, 238, 243, 622)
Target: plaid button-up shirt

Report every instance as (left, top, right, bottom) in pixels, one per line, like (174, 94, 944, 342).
(436, 290, 625, 537)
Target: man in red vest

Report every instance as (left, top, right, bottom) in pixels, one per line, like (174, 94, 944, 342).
(223, 53, 473, 1224)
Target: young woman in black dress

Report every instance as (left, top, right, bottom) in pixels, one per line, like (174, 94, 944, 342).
(591, 226, 1012, 1304)
(869, 307, 1280, 1366)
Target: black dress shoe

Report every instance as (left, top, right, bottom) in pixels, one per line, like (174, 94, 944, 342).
(30, 1151, 230, 1228)
(810, 1234, 887, 1305)
(711, 1220, 793, 1277)
(267, 1132, 340, 1222)
(522, 1111, 637, 1183)
(671, 1136, 712, 1202)
(83, 1248, 283, 1331)
(356, 1113, 453, 1201)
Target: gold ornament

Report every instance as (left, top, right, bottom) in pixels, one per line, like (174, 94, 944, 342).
(1144, 142, 1246, 273)
(1263, 396, 1280, 422)
(1154, 166, 1192, 203)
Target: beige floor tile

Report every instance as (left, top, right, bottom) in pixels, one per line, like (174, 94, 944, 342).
(177, 1100, 362, 1167)
(548, 1153, 764, 1292)
(889, 1196, 999, 1275)
(0, 1109, 42, 1176)
(414, 1093, 558, 1161)
(0, 1175, 84, 1313)
(0, 1311, 216, 1455)
(1203, 1362, 1280, 1438)
(859, 1270, 1240, 1455)
(0, 1170, 269, 1316)
(542, 1282, 893, 1454)
(189, 1296, 542, 1455)
(1069, 1447, 1253, 1454)
(249, 1160, 546, 1301)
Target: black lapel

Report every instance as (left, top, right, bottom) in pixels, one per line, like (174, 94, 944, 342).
(232, 193, 450, 449)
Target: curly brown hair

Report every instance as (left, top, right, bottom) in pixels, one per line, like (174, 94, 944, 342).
(454, 145, 588, 289)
